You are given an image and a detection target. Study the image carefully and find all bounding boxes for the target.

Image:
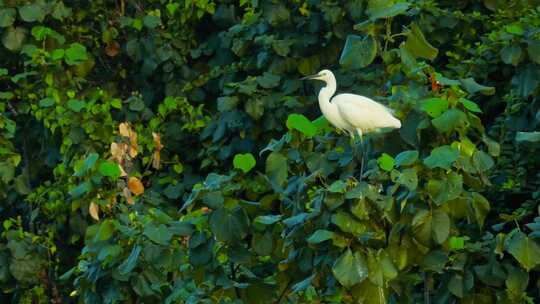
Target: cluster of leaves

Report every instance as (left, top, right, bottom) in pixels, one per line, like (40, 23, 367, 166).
(1, 0, 540, 303)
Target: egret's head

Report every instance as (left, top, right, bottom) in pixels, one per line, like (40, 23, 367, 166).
(301, 69, 335, 84)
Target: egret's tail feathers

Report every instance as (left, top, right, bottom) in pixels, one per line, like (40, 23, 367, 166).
(393, 118, 401, 129)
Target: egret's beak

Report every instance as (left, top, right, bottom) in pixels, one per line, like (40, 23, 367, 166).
(300, 74, 320, 80)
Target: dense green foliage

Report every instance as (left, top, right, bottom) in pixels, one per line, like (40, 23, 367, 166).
(1, 0, 540, 303)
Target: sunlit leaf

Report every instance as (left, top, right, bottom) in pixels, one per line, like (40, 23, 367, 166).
(233, 153, 256, 173)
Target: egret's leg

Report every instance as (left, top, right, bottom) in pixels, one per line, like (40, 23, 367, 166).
(357, 129, 365, 179)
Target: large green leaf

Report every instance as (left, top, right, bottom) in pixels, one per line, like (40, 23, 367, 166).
(459, 78, 495, 95)
(339, 35, 377, 69)
(432, 210, 450, 244)
(366, 2, 410, 20)
(143, 224, 172, 245)
(307, 229, 335, 244)
(516, 131, 540, 142)
(424, 146, 459, 169)
(500, 45, 522, 66)
(470, 192, 490, 228)
(527, 40, 540, 64)
(506, 232, 540, 271)
(511, 65, 540, 97)
(98, 161, 121, 179)
(420, 98, 448, 118)
(2, 26, 26, 51)
(0, 8, 16, 27)
(377, 153, 394, 171)
(265, 152, 288, 185)
(403, 23, 438, 60)
(65, 43, 88, 65)
(233, 153, 256, 173)
(209, 207, 249, 243)
(286, 113, 317, 138)
(432, 109, 467, 133)
(395, 150, 419, 167)
(426, 172, 463, 205)
(256, 72, 281, 89)
(332, 249, 368, 288)
(18, 4, 46, 22)
(118, 245, 142, 275)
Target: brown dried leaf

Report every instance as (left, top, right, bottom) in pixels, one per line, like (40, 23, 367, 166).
(152, 151, 161, 170)
(123, 187, 134, 205)
(119, 122, 131, 137)
(128, 130, 138, 158)
(89, 202, 99, 221)
(105, 41, 120, 57)
(152, 132, 163, 151)
(128, 176, 144, 196)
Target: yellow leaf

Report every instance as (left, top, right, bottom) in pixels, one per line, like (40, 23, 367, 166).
(128, 176, 144, 196)
(110, 142, 128, 162)
(89, 202, 99, 221)
(152, 151, 161, 170)
(128, 131, 138, 158)
(119, 122, 131, 137)
(152, 132, 163, 151)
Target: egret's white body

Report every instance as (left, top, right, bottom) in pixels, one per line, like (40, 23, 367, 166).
(302, 69, 401, 177)
(305, 69, 401, 139)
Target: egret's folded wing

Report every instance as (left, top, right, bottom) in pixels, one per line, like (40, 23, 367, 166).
(333, 94, 399, 131)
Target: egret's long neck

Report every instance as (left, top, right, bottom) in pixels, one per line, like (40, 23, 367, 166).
(318, 76, 337, 115)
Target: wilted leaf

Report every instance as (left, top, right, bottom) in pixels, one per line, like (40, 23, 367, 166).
(123, 187, 134, 205)
(128, 177, 144, 196)
(89, 202, 99, 221)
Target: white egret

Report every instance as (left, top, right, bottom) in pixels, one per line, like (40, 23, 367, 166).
(301, 69, 401, 177)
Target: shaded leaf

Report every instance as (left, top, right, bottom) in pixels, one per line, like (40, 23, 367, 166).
(424, 145, 459, 169)
(307, 229, 335, 244)
(339, 35, 377, 69)
(332, 249, 368, 288)
(403, 23, 438, 60)
(265, 152, 288, 185)
(506, 232, 540, 271)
